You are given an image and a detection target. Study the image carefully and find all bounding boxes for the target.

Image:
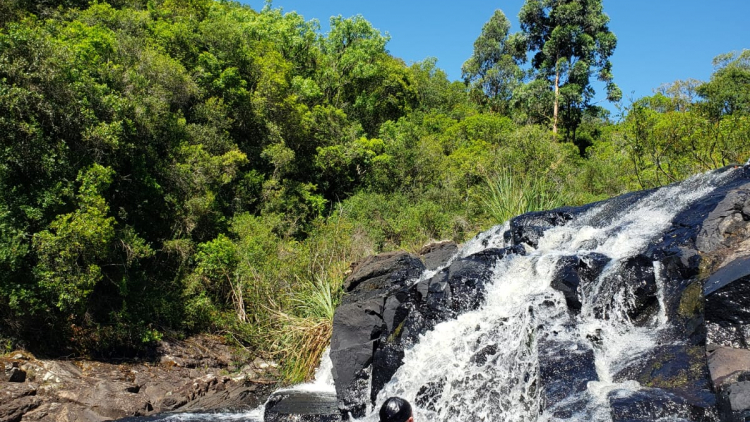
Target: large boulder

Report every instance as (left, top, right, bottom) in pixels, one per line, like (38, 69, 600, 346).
(505, 208, 577, 248)
(330, 251, 425, 417)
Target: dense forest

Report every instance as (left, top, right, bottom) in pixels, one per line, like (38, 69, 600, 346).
(0, 0, 748, 381)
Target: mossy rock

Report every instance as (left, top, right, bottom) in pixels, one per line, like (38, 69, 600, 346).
(678, 280, 704, 318)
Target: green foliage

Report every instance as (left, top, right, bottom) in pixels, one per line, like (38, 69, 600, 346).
(0, 0, 747, 381)
(461, 10, 524, 113)
(518, 0, 621, 143)
(697, 50, 750, 119)
(483, 168, 569, 224)
(33, 165, 116, 313)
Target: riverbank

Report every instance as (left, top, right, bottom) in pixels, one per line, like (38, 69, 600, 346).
(1, 335, 277, 422)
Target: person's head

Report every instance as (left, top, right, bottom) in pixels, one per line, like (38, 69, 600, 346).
(379, 397, 413, 422)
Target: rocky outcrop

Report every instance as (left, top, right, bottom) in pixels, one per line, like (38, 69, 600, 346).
(330, 165, 750, 421)
(698, 179, 750, 422)
(0, 336, 276, 422)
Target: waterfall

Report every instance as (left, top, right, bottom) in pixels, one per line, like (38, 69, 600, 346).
(368, 169, 733, 422)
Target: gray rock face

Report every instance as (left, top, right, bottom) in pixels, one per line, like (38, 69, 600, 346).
(726, 382, 750, 412)
(696, 181, 750, 421)
(419, 241, 458, 271)
(696, 189, 750, 254)
(0, 383, 40, 422)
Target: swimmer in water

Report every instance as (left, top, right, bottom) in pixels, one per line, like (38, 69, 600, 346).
(379, 397, 413, 422)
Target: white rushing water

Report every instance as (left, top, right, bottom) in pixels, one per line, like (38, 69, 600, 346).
(367, 169, 734, 422)
(277, 347, 336, 393)
(139, 407, 265, 422)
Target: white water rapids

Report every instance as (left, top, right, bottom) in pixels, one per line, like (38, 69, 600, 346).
(363, 169, 733, 422)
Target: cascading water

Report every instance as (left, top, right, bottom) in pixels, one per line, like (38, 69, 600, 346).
(368, 169, 734, 422)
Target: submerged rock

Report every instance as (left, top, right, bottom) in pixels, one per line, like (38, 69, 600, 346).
(264, 390, 340, 422)
(608, 388, 716, 422)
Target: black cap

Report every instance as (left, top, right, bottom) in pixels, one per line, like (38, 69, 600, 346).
(379, 397, 412, 422)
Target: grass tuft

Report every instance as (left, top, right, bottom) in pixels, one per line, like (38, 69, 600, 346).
(483, 168, 569, 223)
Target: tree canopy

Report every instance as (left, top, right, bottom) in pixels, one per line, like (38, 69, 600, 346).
(518, 0, 622, 143)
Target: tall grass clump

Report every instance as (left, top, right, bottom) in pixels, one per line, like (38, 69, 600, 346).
(483, 168, 570, 224)
(272, 274, 341, 382)
(269, 210, 369, 382)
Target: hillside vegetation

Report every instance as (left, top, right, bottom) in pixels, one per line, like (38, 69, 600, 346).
(0, 0, 748, 381)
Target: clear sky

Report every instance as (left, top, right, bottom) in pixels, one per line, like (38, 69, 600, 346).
(240, 1, 750, 115)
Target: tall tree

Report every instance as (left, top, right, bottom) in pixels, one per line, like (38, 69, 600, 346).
(697, 50, 750, 119)
(461, 10, 524, 113)
(519, 0, 621, 140)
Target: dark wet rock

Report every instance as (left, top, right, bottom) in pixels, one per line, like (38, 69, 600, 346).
(706, 275, 750, 348)
(330, 246, 526, 417)
(590, 254, 660, 324)
(614, 344, 715, 408)
(550, 252, 610, 312)
(536, 335, 598, 418)
(505, 208, 577, 248)
(342, 252, 425, 303)
(419, 240, 458, 271)
(370, 343, 404, 404)
(440, 247, 523, 314)
(469, 344, 498, 366)
(705, 256, 750, 297)
(477, 224, 510, 249)
(619, 255, 658, 320)
(415, 380, 445, 412)
(4, 365, 26, 383)
(645, 175, 750, 283)
(538, 343, 597, 409)
(330, 251, 424, 417)
(609, 388, 716, 422)
(329, 166, 750, 421)
(264, 390, 341, 422)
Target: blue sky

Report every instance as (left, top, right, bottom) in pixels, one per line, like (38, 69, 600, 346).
(241, 1, 750, 115)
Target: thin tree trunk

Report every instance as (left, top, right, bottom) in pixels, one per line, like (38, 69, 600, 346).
(553, 68, 560, 135)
